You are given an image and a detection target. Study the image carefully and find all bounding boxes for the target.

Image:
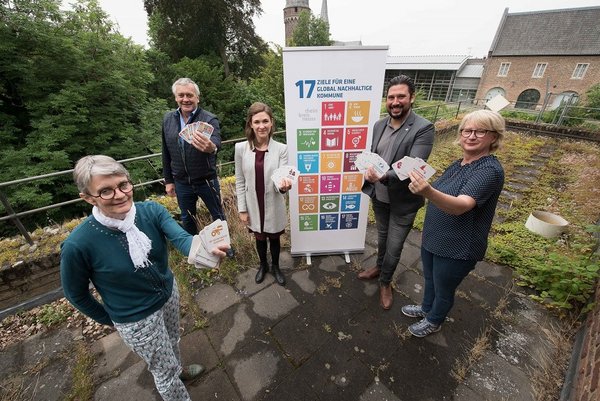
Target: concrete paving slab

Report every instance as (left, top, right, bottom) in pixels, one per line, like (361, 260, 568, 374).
(20, 329, 76, 372)
(196, 282, 242, 315)
(472, 260, 514, 289)
(91, 331, 139, 380)
(251, 284, 299, 320)
(269, 302, 333, 366)
(204, 300, 273, 358)
(235, 268, 274, 297)
(317, 254, 347, 272)
(339, 308, 406, 368)
(399, 242, 422, 270)
(463, 352, 535, 401)
(187, 367, 241, 400)
(406, 229, 422, 247)
(452, 383, 483, 401)
(20, 359, 74, 401)
(298, 339, 376, 401)
(290, 269, 317, 295)
(458, 273, 508, 310)
(215, 303, 253, 357)
(359, 381, 402, 401)
(94, 359, 160, 401)
(227, 348, 285, 401)
(180, 329, 220, 372)
(394, 269, 425, 304)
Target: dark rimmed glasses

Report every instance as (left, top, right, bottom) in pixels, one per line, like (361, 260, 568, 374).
(87, 181, 134, 200)
(460, 129, 493, 138)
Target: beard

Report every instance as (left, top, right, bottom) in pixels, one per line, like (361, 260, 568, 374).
(387, 105, 410, 120)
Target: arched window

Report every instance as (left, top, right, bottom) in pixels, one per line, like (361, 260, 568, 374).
(484, 87, 505, 101)
(515, 89, 541, 110)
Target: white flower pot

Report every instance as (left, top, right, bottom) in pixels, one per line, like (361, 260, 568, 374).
(525, 211, 569, 238)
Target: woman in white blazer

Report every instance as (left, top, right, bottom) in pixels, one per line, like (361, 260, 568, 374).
(235, 103, 292, 285)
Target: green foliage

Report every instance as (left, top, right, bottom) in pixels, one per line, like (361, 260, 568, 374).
(585, 84, 600, 111)
(289, 10, 332, 47)
(144, 0, 267, 78)
(0, 0, 167, 234)
(37, 303, 72, 326)
(246, 46, 285, 127)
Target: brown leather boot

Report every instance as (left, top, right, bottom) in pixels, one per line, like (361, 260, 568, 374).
(358, 266, 380, 280)
(380, 284, 393, 310)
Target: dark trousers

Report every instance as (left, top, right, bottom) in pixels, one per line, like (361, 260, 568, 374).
(372, 198, 417, 285)
(421, 247, 477, 325)
(174, 178, 225, 235)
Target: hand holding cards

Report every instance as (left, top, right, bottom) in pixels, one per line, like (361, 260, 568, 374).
(354, 151, 390, 177)
(271, 165, 298, 189)
(392, 156, 436, 181)
(178, 121, 215, 144)
(187, 219, 230, 269)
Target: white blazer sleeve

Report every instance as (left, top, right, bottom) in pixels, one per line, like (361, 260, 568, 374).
(234, 142, 247, 212)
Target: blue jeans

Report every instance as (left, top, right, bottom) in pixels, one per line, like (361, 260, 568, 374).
(420, 247, 477, 325)
(174, 178, 225, 235)
(372, 198, 417, 285)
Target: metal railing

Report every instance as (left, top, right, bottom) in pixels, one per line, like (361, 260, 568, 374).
(0, 134, 263, 244)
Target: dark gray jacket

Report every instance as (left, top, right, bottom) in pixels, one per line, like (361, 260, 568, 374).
(161, 108, 222, 184)
(362, 110, 435, 215)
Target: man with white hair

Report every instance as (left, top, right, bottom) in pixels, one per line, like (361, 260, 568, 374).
(162, 78, 233, 257)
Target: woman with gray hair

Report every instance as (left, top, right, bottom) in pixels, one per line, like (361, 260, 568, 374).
(60, 155, 227, 400)
(402, 110, 505, 337)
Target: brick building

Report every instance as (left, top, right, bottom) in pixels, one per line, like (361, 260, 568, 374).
(476, 6, 600, 110)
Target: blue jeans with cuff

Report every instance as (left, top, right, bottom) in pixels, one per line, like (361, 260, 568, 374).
(420, 247, 477, 325)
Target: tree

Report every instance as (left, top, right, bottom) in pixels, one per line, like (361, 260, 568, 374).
(144, 0, 267, 78)
(290, 10, 332, 47)
(586, 84, 600, 108)
(247, 46, 285, 128)
(0, 0, 166, 233)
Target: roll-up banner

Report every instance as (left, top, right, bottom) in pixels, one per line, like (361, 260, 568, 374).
(283, 46, 388, 257)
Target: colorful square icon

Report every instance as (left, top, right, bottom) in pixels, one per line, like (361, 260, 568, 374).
(320, 174, 341, 193)
(319, 213, 339, 230)
(346, 101, 370, 126)
(322, 102, 345, 126)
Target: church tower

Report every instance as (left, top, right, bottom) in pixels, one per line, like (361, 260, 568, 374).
(320, 0, 329, 24)
(284, 0, 311, 45)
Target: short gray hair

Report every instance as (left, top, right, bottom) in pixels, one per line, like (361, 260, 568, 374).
(73, 155, 129, 193)
(171, 77, 200, 96)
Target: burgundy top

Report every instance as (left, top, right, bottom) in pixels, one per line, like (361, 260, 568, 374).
(252, 149, 284, 240)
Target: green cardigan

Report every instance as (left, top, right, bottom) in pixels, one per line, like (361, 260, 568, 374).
(60, 201, 192, 325)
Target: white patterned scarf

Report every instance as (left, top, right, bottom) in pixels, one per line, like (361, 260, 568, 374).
(92, 203, 153, 269)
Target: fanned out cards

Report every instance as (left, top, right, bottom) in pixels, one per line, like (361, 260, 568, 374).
(353, 151, 390, 177)
(187, 219, 230, 269)
(270, 165, 299, 188)
(178, 121, 214, 144)
(392, 156, 436, 181)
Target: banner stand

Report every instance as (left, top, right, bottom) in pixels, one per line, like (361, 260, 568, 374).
(303, 251, 353, 266)
(283, 46, 389, 259)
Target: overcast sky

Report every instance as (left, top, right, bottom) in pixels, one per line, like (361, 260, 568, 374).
(95, 0, 600, 58)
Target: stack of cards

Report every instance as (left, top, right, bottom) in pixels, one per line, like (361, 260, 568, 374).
(271, 165, 299, 188)
(178, 121, 214, 144)
(187, 219, 230, 269)
(354, 151, 390, 177)
(392, 156, 436, 181)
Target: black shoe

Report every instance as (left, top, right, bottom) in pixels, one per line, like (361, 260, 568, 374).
(225, 247, 235, 258)
(271, 265, 286, 286)
(255, 263, 269, 284)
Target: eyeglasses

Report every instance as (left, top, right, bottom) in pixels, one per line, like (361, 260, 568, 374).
(87, 181, 134, 200)
(460, 129, 492, 138)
